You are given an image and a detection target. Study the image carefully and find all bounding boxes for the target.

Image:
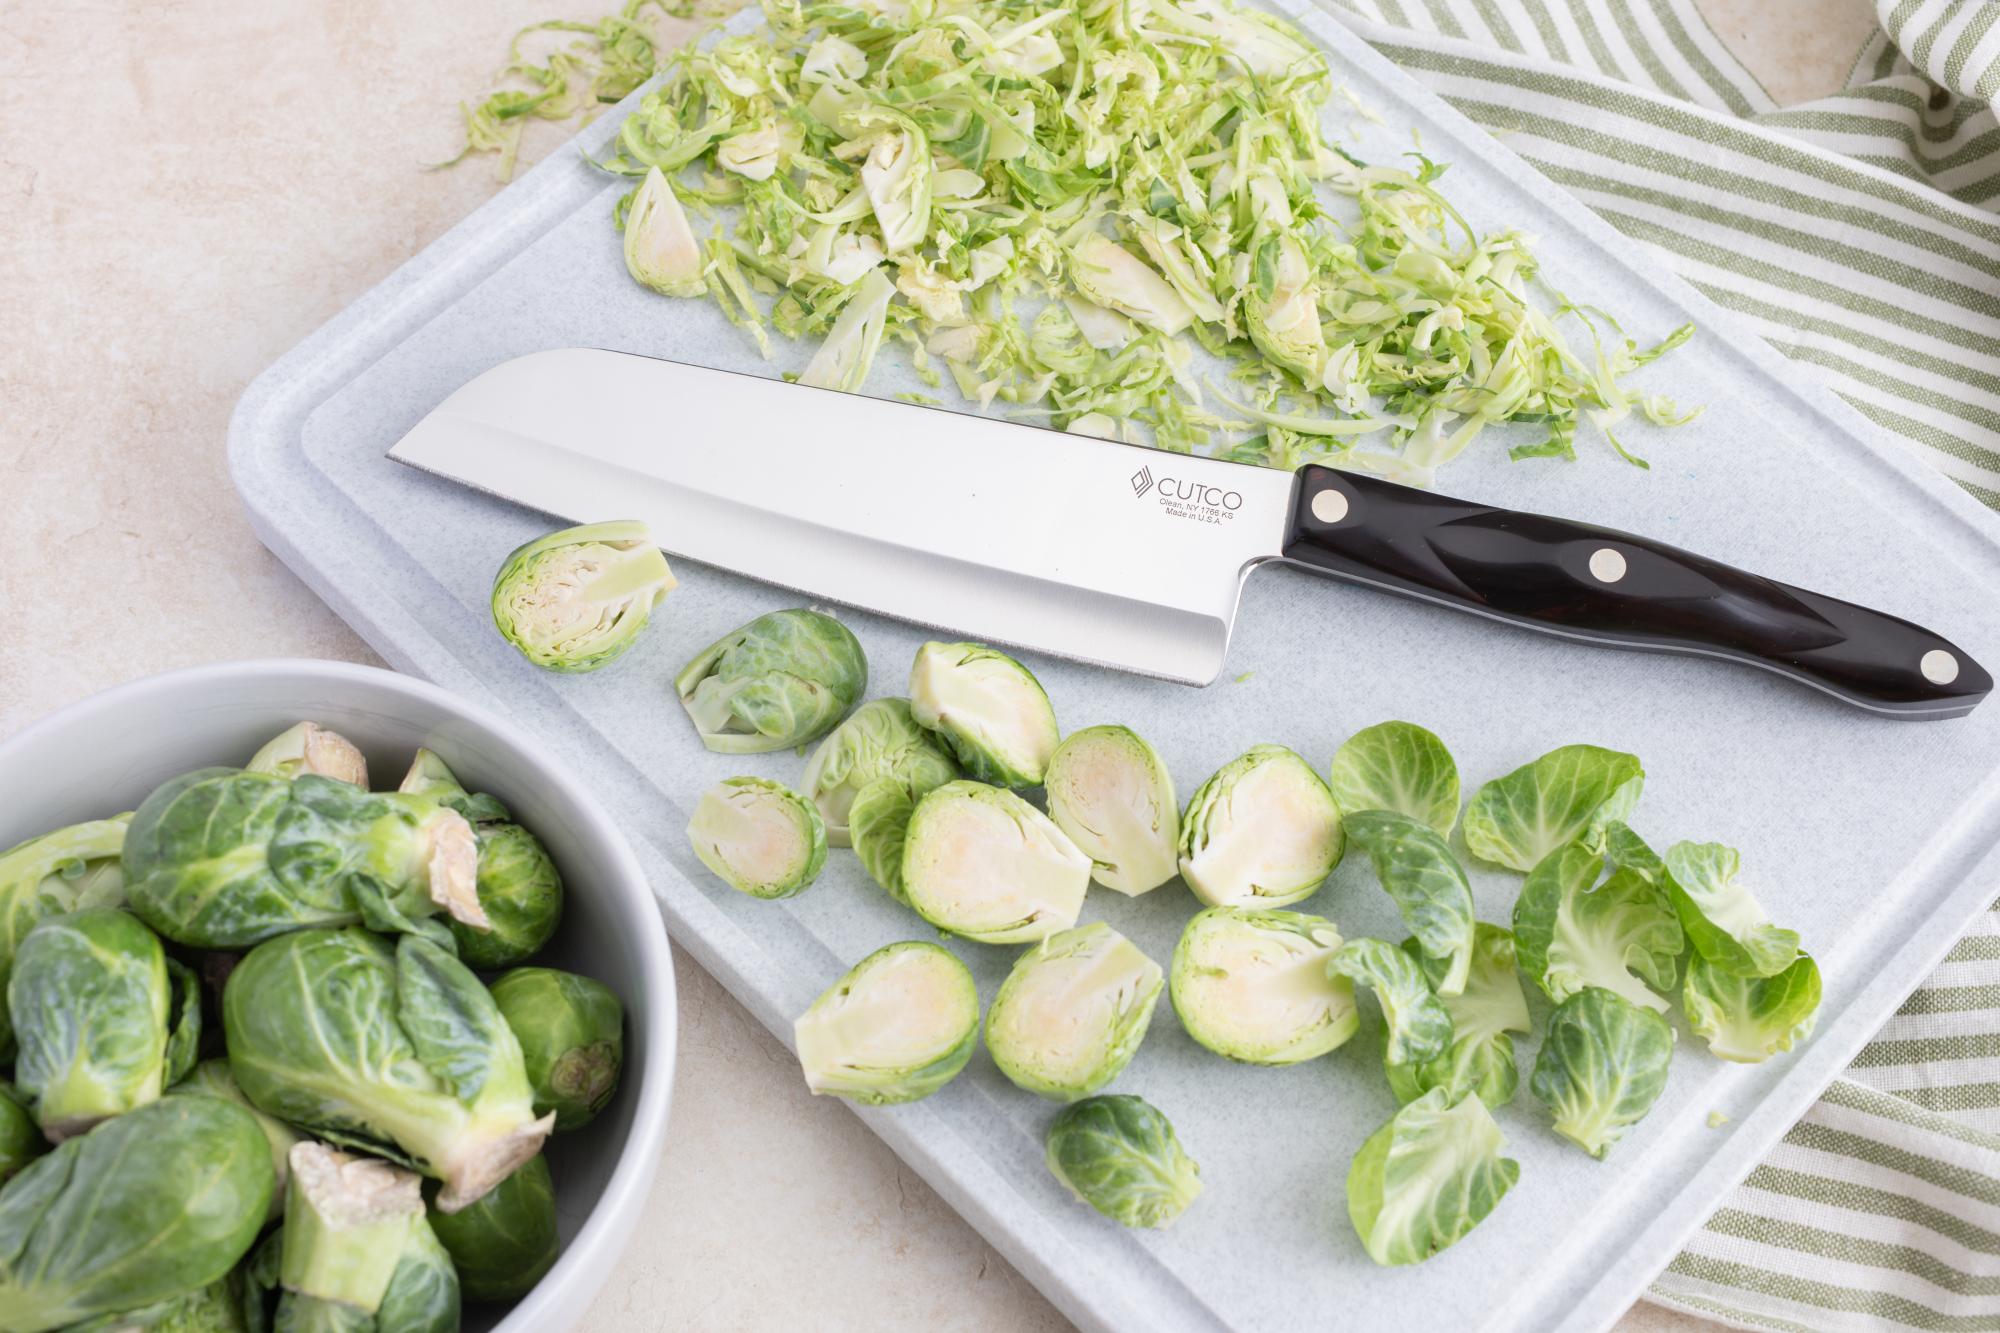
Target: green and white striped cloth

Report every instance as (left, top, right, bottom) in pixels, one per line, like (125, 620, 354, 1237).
(1307, 0, 2000, 1325)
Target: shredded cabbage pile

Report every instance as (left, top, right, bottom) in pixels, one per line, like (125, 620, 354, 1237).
(481, 0, 1698, 482)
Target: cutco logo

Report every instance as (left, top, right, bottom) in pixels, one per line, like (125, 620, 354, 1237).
(1130, 468, 1241, 526)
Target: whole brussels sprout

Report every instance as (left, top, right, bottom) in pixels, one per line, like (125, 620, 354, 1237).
(1178, 745, 1343, 909)
(794, 941, 979, 1105)
(10, 908, 198, 1140)
(170, 1059, 301, 1223)
(1169, 907, 1356, 1065)
(491, 520, 676, 672)
(490, 968, 624, 1130)
(245, 723, 370, 787)
(125, 770, 486, 950)
(1044, 1095, 1201, 1229)
(0, 1082, 45, 1185)
(0, 1096, 274, 1331)
(1042, 725, 1179, 897)
(224, 928, 553, 1212)
(0, 816, 131, 1060)
(675, 609, 868, 753)
(986, 924, 1162, 1101)
(901, 781, 1091, 946)
(801, 698, 958, 846)
(908, 642, 1060, 789)
(687, 777, 827, 900)
(425, 1154, 560, 1303)
(392, 750, 564, 967)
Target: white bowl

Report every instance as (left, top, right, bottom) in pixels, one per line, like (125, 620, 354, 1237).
(0, 658, 676, 1333)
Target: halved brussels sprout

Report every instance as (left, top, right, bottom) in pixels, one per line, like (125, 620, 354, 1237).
(425, 1153, 559, 1303)
(801, 698, 959, 847)
(1045, 1095, 1201, 1229)
(490, 520, 676, 673)
(1684, 952, 1822, 1063)
(676, 609, 868, 754)
(224, 929, 553, 1212)
(126, 769, 485, 950)
(1243, 230, 1326, 383)
(902, 781, 1091, 945)
(245, 723, 369, 787)
(0, 816, 131, 1060)
(793, 941, 980, 1105)
(455, 821, 564, 968)
(1169, 907, 1356, 1065)
(1662, 841, 1801, 978)
(1327, 938, 1453, 1068)
(1178, 745, 1342, 909)
(908, 642, 1060, 789)
(1327, 721, 1460, 838)
(490, 968, 624, 1130)
(10, 908, 196, 1140)
(280, 1143, 425, 1316)
(0, 1082, 44, 1185)
(1462, 744, 1643, 872)
(850, 779, 918, 903)
(986, 923, 1163, 1101)
(0, 1096, 273, 1330)
(1512, 840, 1682, 1014)
(1344, 810, 1477, 997)
(1388, 926, 1530, 1108)
(1043, 725, 1179, 897)
(1347, 1088, 1518, 1266)
(1530, 986, 1674, 1158)
(625, 165, 706, 298)
(170, 1058, 301, 1223)
(687, 777, 827, 900)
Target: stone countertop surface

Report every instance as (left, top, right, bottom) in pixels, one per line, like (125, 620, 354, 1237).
(0, 0, 1875, 1327)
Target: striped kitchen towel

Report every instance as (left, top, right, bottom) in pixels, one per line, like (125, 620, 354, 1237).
(1307, 3, 2000, 1325)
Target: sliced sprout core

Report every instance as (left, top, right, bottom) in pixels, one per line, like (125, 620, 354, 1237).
(794, 941, 980, 1105)
(490, 520, 676, 673)
(901, 781, 1090, 945)
(687, 777, 828, 900)
(1170, 907, 1356, 1065)
(986, 924, 1164, 1101)
(908, 642, 1060, 789)
(1043, 725, 1179, 897)
(1178, 745, 1343, 908)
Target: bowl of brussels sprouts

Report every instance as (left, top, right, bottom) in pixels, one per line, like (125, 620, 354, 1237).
(0, 658, 675, 1333)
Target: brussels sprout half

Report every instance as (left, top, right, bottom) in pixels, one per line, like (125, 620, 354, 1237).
(902, 781, 1091, 945)
(224, 929, 553, 1213)
(9, 908, 197, 1141)
(490, 520, 676, 673)
(1045, 1095, 1201, 1229)
(1178, 745, 1342, 909)
(0, 816, 131, 1060)
(245, 723, 369, 787)
(1530, 987, 1675, 1159)
(625, 165, 706, 298)
(1243, 230, 1327, 383)
(687, 777, 827, 900)
(676, 609, 868, 754)
(1043, 725, 1179, 897)
(491, 967, 625, 1130)
(426, 1153, 559, 1304)
(986, 923, 1163, 1101)
(126, 770, 486, 951)
(1347, 1088, 1519, 1266)
(908, 642, 1060, 788)
(794, 941, 980, 1105)
(0, 1096, 274, 1331)
(1170, 907, 1356, 1065)
(802, 698, 958, 847)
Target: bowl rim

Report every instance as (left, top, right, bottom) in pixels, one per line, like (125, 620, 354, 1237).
(0, 657, 677, 1332)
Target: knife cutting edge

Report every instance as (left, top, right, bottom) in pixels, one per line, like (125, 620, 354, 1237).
(388, 348, 1991, 721)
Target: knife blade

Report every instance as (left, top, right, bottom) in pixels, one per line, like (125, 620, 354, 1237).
(388, 348, 1991, 719)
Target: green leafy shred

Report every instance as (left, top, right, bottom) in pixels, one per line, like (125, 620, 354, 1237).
(468, 0, 1699, 480)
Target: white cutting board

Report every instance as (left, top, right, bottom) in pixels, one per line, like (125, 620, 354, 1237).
(229, 2, 2000, 1328)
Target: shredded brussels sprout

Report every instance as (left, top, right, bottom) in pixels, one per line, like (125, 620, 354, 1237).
(571, 0, 1693, 479)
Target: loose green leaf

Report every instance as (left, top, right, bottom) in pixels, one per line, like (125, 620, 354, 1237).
(1347, 1088, 1518, 1266)
(1663, 842, 1801, 978)
(1344, 811, 1477, 996)
(1512, 841, 1682, 1013)
(1328, 938, 1453, 1067)
(1388, 925, 1529, 1108)
(1327, 721, 1460, 837)
(1684, 952, 1822, 1063)
(1530, 987, 1674, 1159)
(1463, 746, 1644, 872)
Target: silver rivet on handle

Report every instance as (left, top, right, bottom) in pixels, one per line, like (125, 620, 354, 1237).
(1921, 649, 1961, 686)
(1310, 489, 1349, 524)
(1588, 548, 1628, 583)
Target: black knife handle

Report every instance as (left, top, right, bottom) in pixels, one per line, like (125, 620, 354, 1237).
(1281, 465, 1991, 720)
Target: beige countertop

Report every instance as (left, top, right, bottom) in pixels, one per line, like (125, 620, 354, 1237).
(0, 0, 1876, 1327)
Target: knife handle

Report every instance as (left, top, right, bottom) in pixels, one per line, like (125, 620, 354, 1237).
(1280, 465, 1991, 720)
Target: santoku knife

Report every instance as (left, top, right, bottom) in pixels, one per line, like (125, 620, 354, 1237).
(388, 348, 1991, 720)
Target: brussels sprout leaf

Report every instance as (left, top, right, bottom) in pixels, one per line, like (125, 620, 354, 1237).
(1463, 746, 1643, 872)
(1344, 811, 1476, 995)
(1347, 1088, 1518, 1265)
(1327, 721, 1460, 837)
(1329, 938, 1453, 1067)
(1530, 987, 1674, 1158)
(1512, 841, 1681, 1013)
(1684, 952, 1822, 1063)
